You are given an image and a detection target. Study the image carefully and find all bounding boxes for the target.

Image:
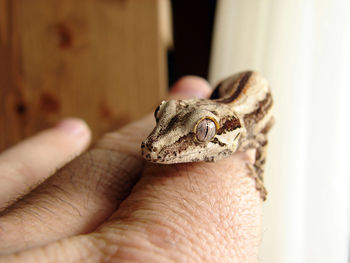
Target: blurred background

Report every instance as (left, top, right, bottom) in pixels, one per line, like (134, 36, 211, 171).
(1, 0, 350, 262)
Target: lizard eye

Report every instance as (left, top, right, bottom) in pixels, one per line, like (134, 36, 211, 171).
(154, 105, 161, 121)
(154, 101, 166, 122)
(195, 118, 217, 142)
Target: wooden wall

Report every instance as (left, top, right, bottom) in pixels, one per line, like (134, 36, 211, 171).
(0, 0, 167, 151)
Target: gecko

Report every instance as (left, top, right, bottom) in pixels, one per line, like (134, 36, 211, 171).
(141, 71, 274, 200)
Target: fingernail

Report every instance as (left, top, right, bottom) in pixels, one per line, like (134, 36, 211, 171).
(170, 76, 212, 99)
(56, 118, 89, 136)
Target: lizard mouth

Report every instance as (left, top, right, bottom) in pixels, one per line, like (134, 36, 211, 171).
(141, 142, 201, 164)
(141, 145, 172, 163)
(141, 141, 161, 162)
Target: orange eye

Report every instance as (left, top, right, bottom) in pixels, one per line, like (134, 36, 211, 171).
(195, 118, 217, 142)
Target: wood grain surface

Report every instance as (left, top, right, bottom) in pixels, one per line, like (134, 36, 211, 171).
(0, 0, 167, 151)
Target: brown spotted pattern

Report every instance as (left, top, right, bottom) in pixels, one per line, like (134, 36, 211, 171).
(141, 71, 273, 201)
(217, 117, 241, 135)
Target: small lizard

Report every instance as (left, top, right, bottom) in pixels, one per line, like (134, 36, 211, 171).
(141, 71, 274, 200)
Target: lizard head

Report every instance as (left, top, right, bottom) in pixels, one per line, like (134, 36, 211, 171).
(141, 99, 243, 164)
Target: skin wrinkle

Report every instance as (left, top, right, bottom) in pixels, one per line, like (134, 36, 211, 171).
(185, 189, 233, 253)
(94, 227, 163, 261)
(105, 193, 208, 261)
(188, 170, 200, 194)
(145, 222, 203, 263)
(170, 192, 220, 260)
(88, 236, 118, 263)
(120, 245, 173, 263)
(70, 237, 107, 263)
(50, 191, 82, 217)
(12, 200, 45, 224)
(94, 150, 113, 192)
(110, 160, 141, 194)
(65, 154, 83, 191)
(103, 229, 178, 263)
(75, 149, 141, 203)
(152, 208, 220, 261)
(25, 184, 83, 218)
(2, 199, 74, 252)
(104, 217, 203, 262)
(82, 153, 99, 211)
(29, 200, 59, 220)
(39, 236, 102, 263)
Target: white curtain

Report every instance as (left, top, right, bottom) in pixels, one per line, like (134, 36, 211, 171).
(209, 1, 350, 262)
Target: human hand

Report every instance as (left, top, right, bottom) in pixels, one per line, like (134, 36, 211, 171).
(0, 77, 262, 263)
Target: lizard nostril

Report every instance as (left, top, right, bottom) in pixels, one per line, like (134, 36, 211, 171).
(141, 142, 154, 154)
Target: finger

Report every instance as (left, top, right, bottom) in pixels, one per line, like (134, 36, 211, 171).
(0, 118, 91, 209)
(0, 77, 212, 253)
(0, 154, 261, 263)
(94, 155, 262, 262)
